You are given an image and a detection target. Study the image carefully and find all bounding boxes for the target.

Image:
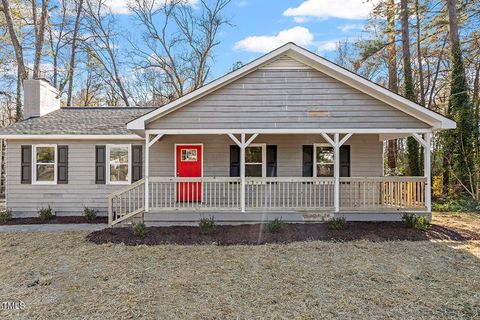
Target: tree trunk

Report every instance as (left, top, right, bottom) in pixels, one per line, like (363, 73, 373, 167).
(33, 0, 49, 79)
(401, 0, 420, 176)
(66, 0, 84, 106)
(1, 0, 28, 82)
(387, 0, 398, 171)
(16, 68, 22, 121)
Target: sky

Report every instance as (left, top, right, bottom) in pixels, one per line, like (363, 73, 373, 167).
(103, 0, 378, 79)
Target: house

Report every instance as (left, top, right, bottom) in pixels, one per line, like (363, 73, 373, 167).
(0, 43, 455, 226)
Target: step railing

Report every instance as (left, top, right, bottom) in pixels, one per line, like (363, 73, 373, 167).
(108, 178, 145, 225)
(339, 176, 426, 210)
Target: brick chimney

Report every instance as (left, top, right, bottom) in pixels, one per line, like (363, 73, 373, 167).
(23, 79, 61, 119)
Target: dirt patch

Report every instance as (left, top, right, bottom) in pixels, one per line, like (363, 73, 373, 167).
(0, 232, 478, 319)
(87, 220, 480, 246)
(0, 216, 107, 225)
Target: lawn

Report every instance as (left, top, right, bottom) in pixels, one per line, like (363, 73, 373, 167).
(0, 213, 478, 319)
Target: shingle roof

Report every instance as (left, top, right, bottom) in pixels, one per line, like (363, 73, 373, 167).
(0, 107, 157, 135)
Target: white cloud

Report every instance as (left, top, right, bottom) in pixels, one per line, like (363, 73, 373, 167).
(105, 0, 199, 15)
(338, 23, 364, 33)
(317, 40, 339, 53)
(283, 0, 380, 20)
(233, 26, 314, 53)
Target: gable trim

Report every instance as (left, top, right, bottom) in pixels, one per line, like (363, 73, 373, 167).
(127, 43, 455, 131)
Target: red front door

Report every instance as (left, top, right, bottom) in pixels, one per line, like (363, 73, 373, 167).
(176, 145, 202, 202)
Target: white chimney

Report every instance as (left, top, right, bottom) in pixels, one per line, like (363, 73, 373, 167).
(23, 79, 61, 119)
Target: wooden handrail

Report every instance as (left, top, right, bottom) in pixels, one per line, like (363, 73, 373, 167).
(108, 178, 145, 226)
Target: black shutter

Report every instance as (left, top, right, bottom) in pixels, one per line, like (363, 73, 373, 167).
(302, 145, 314, 177)
(132, 145, 143, 182)
(340, 145, 351, 177)
(95, 145, 106, 184)
(57, 145, 68, 184)
(230, 145, 240, 177)
(21, 145, 32, 184)
(266, 145, 277, 177)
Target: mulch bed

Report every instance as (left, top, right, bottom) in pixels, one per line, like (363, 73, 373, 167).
(86, 222, 480, 246)
(0, 216, 108, 225)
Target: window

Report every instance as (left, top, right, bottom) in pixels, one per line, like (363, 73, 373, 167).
(314, 145, 334, 177)
(245, 144, 266, 177)
(107, 145, 130, 184)
(33, 145, 57, 184)
(181, 149, 197, 161)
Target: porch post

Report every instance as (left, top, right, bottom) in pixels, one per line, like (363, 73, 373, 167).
(240, 134, 246, 213)
(333, 133, 340, 213)
(424, 133, 432, 212)
(144, 134, 150, 213)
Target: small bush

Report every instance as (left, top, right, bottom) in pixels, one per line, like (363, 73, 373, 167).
(83, 207, 98, 221)
(38, 206, 55, 221)
(265, 218, 285, 233)
(199, 216, 216, 235)
(432, 198, 480, 212)
(0, 210, 12, 223)
(132, 223, 148, 237)
(328, 217, 347, 230)
(402, 213, 430, 230)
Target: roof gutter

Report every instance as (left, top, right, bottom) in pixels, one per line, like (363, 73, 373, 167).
(0, 134, 144, 140)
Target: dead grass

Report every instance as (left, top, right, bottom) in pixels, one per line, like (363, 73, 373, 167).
(0, 213, 479, 319)
(433, 211, 480, 234)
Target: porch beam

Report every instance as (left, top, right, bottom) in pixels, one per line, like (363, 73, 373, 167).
(320, 133, 335, 146)
(412, 133, 427, 148)
(148, 134, 164, 148)
(339, 133, 353, 146)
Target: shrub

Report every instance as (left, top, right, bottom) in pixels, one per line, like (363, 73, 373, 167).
(265, 218, 285, 233)
(199, 216, 216, 235)
(132, 223, 148, 237)
(328, 217, 347, 230)
(38, 206, 55, 221)
(432, 198, 480, 212)
(401, 213, 430, 230)
(83, 207, 98, 221)
(0, 210, 12, 223)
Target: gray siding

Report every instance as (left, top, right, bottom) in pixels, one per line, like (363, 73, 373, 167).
(6, 140, 142, 217)
(147, 60, 429, 130)
(6, 134, 382, 217)
(149, 134, 382, 177)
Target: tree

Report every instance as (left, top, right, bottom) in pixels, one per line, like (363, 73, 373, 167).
(386, 0, 398, 171)
(66, 0, 84, 106)
(128, 0, 231, 103)
(401, 0, 421, 176)
(445, 0, 477, 197)
(32, 0, 49, 79)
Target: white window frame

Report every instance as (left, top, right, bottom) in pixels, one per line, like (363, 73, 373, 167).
(245, 143, 266, 178)
(106, 144, 132, 185)
(32, 144, 57, 185)
(313, 143, 334, 178)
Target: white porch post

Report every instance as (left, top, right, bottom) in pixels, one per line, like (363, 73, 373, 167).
(412, 132, 432, 212)
(424, 133, 432, 212)
(240, 134, 246, 213)
(333, 134, 340, 212)
(227, 133, 259, 212)
(321, 133, 353, 213)
(144, 134, 150, 212)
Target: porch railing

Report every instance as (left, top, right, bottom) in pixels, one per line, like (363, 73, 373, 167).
(148, 177, 242, 210)
(339, 176, 426, 210)
(245, 177, 335, 210)
(108, 176, 427, 225)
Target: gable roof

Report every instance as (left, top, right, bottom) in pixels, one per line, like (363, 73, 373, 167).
(127, 43, 455, 131)
(0, 107, 155, 138)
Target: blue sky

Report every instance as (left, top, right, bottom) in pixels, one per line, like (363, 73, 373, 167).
(108, 0, 377, 78)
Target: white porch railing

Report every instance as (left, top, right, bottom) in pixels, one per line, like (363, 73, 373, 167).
(339, 176, 426, 210)
(245, 177, 335, 210)
(108, 176, 427, 225)
(148, 177, 242, 210)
